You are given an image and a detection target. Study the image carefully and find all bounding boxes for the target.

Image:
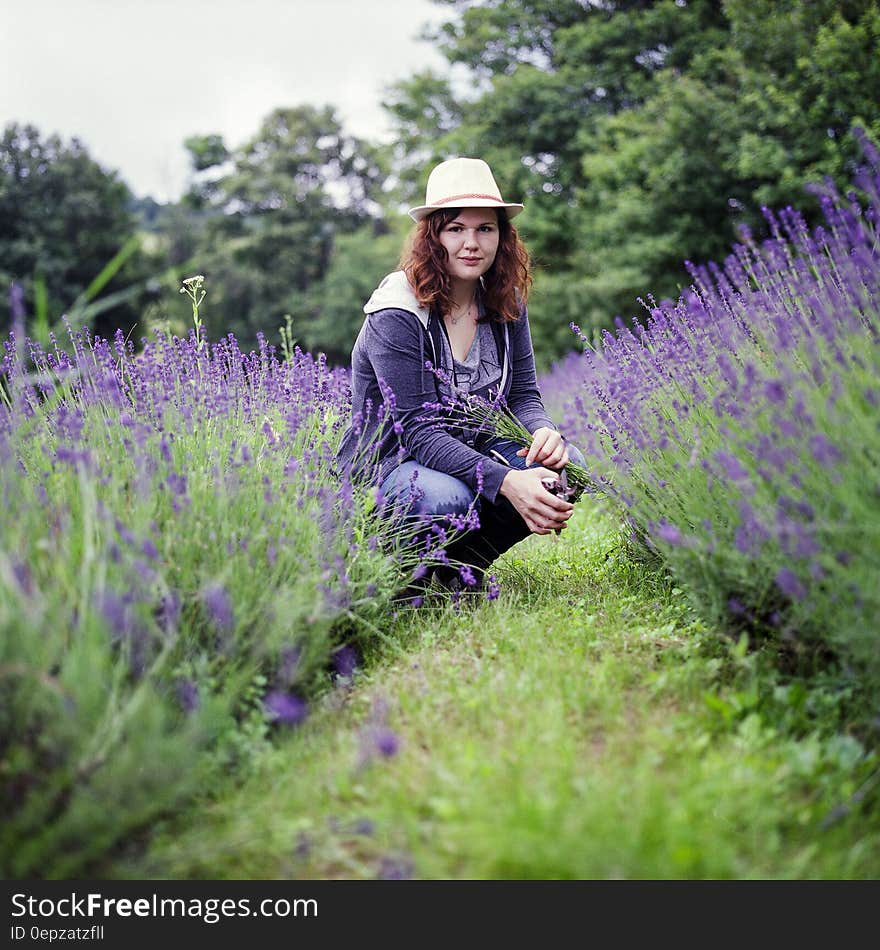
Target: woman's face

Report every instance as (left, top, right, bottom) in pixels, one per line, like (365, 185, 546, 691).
(437, 208, 500, 284)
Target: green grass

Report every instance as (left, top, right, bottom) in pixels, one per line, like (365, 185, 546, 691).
(109, 502, 880, 880)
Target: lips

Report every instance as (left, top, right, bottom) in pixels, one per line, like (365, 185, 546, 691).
(459, 257, 482, 264)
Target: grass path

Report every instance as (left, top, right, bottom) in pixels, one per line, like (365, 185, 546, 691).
(116, 504, 880, 880)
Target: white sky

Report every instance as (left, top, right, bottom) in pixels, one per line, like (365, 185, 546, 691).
(1, 0, 449, 202)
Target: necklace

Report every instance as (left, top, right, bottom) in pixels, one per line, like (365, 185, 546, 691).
(448, 292, 476, 327)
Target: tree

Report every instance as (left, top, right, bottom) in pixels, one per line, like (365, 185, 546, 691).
(292, 218, 409, 367)
(721, 0, 880, 210)
(573, 1, 880, 328)
(177, 105, 389, 345)
(0, 123, 154, 340)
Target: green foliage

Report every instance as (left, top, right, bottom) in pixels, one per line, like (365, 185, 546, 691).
(0, 123, 156, 340)
(547, 161, 880, 699)
(119, 505, 880, 880)
(0, 460, 238, 878)
(172, 105, 389, 347)
(380, 69, 465, 207)
(183, 133, 230, 172)
(292, 220, 409, 366)
(575, 67, 750, 322)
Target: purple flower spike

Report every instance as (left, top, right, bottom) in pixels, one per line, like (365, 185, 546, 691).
(412, 563, 429, 582)
(809, 434, 842, 467)
(775, 568, 807, 601)
(12, 561, 33, 595)
(459, 564, 478, 587)
(9, 282, 26, 322)
(655, 520, 683, 546)
(715, 451, 750, 482)
(373, 727, 400, 758)
(763, 379, 787, 404)
(264, 690, 309, 725)
(485, 574, 501, 601)
(158, 590, 181, 633)
(333, 644, 359, 679)
(167, 472, 187, 496)
(97, 590, 129, 636)
(203, 583, 234, 633)
(175, 678, 200, 714)
(377, 854, 414, 880)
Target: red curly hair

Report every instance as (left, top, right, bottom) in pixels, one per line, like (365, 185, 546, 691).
(400, 207, 532, 323)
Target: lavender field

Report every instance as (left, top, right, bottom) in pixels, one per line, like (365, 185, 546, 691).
(2, 138, 879, 879)
(545, 130, 880, 697)
(0, 318, 430, 876)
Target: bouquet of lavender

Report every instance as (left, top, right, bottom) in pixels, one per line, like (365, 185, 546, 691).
(419, 376, 606, 503)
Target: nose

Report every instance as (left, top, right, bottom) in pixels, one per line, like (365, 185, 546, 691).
(462, 229, 479, 249)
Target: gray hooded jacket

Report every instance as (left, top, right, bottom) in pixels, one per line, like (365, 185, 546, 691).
(335, 270, 557, 503)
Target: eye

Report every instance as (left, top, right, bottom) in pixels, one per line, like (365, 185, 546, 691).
(479, 225, 496, 232)
(446, 225, 463, 232)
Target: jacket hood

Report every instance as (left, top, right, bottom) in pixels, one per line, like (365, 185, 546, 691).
(363, 271, 430, 328)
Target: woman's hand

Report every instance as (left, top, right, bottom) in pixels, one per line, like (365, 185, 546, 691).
(498, 467, 574, 535)
(517, 426, 569, 470)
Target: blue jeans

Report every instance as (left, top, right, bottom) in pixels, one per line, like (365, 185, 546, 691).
(380, 437, 586, 580)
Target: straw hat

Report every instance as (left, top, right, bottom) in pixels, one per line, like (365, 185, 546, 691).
(407, 157, 524, 222)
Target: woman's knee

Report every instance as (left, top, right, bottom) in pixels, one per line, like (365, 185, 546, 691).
(381, 462, 476, 518)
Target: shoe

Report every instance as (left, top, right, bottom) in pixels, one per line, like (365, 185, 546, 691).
(391, 568, 434, 607)
(433, 564, 484, 596)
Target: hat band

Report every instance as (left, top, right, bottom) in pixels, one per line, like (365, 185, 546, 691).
(431, 192, 505, 206)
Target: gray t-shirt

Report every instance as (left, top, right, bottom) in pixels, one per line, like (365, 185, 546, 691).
(443, 320, 504, 446)
(447, 320, 503, 395)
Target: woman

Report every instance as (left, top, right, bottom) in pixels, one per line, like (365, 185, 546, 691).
(336, 156, 584, 596)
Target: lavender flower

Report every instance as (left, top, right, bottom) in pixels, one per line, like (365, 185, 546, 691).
(11, 561, 33, 595)
(9, 282, 25, 323)
(809, 434, 842, 467)
(157, 590, 181, 633)
(458, 564, 478, 587)
(175, 678, 200, 714)
(97, 590, 128, 635)
(763, 380, 787, 404)
(372, 727, 400, 758)
(202, 583, 234, 633)
(264, 691, 309, 725)
(485, 574, 501, 601)
(775, 568, 807, 602)
(377, 854, 415, 880)
(654, 520, 684, 546)
(333, 644, 359, 680)
(535, 133, 880, 672)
